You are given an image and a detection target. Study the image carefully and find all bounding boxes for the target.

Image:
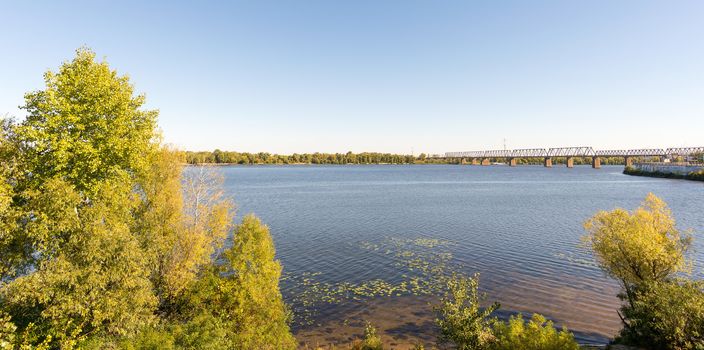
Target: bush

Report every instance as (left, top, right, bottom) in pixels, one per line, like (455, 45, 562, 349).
(688, 169, 704, 181)
(488, 314, 579, 350)
(0, 312, 16, 349)
(171, 313, 230, 350)
(619, 280, 704, 349)
(435, 273, 499, 350)
(351, 322, 383, 350)
(131, 328, 176, 350)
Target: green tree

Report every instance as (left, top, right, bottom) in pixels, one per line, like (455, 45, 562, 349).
(0, 48, 160, 346)
(1, 48, 234, 348)
(0, 47, 295, 349)
(435, 273, 499, 350)
(2, 176, 156, 345)
(16, 47, 158, 194)
(0, 119, 30, 282)
(621, 279, 704, 349)
(488, 314, 579, 350)
(183, 215, 295, 350)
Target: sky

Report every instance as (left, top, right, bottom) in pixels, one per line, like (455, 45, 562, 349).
(1, 1, 703, 155)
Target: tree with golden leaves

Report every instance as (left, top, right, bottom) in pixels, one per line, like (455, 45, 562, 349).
(583, 193, 704, 349)
(583, 193, 691, 303)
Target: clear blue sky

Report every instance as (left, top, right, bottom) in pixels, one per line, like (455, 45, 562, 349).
(2, 1, 703, 154)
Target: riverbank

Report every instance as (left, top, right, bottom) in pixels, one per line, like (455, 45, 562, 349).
(623, 164, 704, 181)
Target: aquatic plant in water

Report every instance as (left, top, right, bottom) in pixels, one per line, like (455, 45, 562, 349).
(283, 237, 460, 326)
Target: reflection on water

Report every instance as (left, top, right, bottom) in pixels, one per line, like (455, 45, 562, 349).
(208, 165, 704, 346)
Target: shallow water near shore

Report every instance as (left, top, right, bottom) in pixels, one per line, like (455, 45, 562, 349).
(207, 164, 704, 347)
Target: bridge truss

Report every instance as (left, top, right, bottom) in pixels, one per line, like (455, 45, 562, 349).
(547, 147, 595, 157)
(667, 147, 704, 156)
(511, 148, 548, 157)
(441, 146, 704, 159)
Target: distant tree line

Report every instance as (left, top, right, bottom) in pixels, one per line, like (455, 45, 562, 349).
(185, 150, 426, 165)
(185, 152, 640, 166)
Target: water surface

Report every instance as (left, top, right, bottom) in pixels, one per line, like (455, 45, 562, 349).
(215, 165, 704, 345)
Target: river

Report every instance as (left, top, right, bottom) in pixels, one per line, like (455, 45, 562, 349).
(212, 164, 704, 347)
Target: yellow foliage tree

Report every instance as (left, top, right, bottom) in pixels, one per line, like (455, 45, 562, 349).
(583, 193, 691, 302)
(134, 149, 234, 308)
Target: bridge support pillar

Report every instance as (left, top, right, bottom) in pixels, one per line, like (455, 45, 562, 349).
(481, 158, 491, 166)
(566, 157, 574, 168)
(592, 157, 601, 169)
(471, 158, 480, 165)
(509, 158, 517, 167)
(544, 157, 552, 168)
(625, 156, 633, 167)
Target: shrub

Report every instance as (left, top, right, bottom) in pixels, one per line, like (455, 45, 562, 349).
(171, 313, 230, 350)
(619, 280, 704, 349)
(351, 322, 383, 350)
(435, 273, 499, 350)
(488, 314, 579, 350)
(688, 169, 704, 181)
(130, 328, 176, 350)
(0, 312, 16, 350)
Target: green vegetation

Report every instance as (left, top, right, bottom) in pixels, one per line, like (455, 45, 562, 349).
(434, 274, 580, 350)
(0, 48, 294, 349)
(186, 150, 420, 165)
(488, 314, 580, 350)
(583, 193, 691, 301)
(624, 165, 704, 181)
(2, 47, 701, 350)
(435, 274, 498, 350)
(350, 323, 383, 350)
(185, 151, 635, 166)
(624, 279, 704, 349)
(286, 238, 456, 326)
(173, 214, 296, 350)
(584, 193, 704, 349)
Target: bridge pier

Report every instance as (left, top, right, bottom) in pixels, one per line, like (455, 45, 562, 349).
(481, 158, 491, 166)
(471, 158, 480, 165)
(509, 158, 517, 167)
(566, 157, 574, 168)
(592, 157, 601, 169)
(544, 157, 552, 168)
(625, 156, 633, 167)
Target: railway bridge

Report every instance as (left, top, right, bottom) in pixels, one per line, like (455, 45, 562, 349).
(442, 147, 704, 169)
